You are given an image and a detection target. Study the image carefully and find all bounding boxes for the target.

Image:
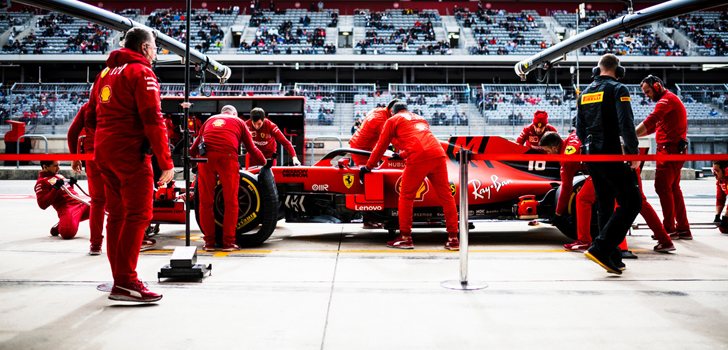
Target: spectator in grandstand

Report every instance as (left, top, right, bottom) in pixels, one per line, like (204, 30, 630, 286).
(349, 99, 400, 165)
(576, 54, 641, 274)
(86, 27, 173, 302)
(67, 102, 105, 256)
(713, 160, 728, 232)
(361, 102, 459, 251)
(635, 75, 691, 240)
(245, 107, 301, 167)
(34, 160, 90, 240)
(192, 104, 265, 252)
(515, 110, 557, 148)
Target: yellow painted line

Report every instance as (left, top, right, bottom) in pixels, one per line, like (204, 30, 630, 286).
(143, 248, 648, 255)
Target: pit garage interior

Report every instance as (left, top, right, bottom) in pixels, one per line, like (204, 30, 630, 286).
(2, 0, 728, 349)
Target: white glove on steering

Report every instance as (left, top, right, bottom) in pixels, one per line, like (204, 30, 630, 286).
(292, 156, 302, 166)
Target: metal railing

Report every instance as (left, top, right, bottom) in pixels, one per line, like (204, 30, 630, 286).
(16, 134, 49, 168)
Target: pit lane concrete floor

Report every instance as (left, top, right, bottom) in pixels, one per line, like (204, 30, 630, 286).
(1, 179, 728, 350)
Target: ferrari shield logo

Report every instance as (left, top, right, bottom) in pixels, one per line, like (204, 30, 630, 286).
(565, 145, 577, 155)
(343, 173, 354, 189)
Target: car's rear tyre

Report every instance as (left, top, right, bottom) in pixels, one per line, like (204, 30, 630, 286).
(193, 168, 279, 247)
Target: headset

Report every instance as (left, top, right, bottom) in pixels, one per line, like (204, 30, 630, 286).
(592, 64, 626, 80)
(641, 74, 665, 94)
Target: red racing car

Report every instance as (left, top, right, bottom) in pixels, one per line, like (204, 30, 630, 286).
(189, 135, 585, 247)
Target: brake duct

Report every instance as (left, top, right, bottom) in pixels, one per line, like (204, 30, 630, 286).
(14, 0, 232, 83)
(514, 0, 725, 80)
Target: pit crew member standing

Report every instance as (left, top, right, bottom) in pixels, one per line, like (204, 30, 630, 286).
(348, 99, 399, 165)
(515, 110, 558, 148)
(35, 160, 90, 240)
(575, 54, 641, 275)
(191, 105, 265, 251)
(361, 102, 459, 250)
(714, 160, 728, 233)
(246, 107, 300, 166)
(635, 75, 691, 240)
(67, 102, 106, 255)
(87, 27, 174, 302)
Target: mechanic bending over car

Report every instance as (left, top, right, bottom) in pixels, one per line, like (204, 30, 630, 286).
(575, 53, 641, 275)
(191, 105, 265, 252)
(360, 102, 460, 251)
(348, 99, 400, 165)
(35, 160, 91, 241)
(635, 74, 691, 240)
(67, 102, 105, 256)
(515, 110, 558, 148)
(245, 107, 301, 166)
(86, 27, 174, 302)
(713, 161, 728, 233)
(540, 132, 675, 254)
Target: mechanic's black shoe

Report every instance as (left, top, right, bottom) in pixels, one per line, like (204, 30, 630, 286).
(50, 224, 59, 237)
(140, 238, 156, 252)
(715, 214, 722, 226)
(720, 216, 728, 234)
(89, 244, 102, 256)
(654, 242, 676, 253)
(611, 250, 626, 271)
(584, 248, 622, 275)
(387, 235, 414, 249)
(620, 250, 638, 259)
(670, 231, 693, 240)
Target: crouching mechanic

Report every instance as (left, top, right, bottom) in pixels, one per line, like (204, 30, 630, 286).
(714, 160, 728, 233)
(246, 107, 300, 166)
(191, 105, 265, 251)
(35, 160, 90, 240)
(516, 110, 558, 148)
(360, 102, 459, 250)
(87, 27, 174, 302)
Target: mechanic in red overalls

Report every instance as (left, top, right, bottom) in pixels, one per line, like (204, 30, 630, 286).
(515, 110, 558, 148)
(636, 75, 691, 240)
(714, 160, 728, 233)
(86, 27, 174, 302)
(67, 102, 106, 255)
(245, 107, 300, 167)
(349, 99, 400, 165)
(361, 102, 459, 250)
(35, 160, 90, 240)
(191, 105, 265, 252)
(541, 132, 674, 253)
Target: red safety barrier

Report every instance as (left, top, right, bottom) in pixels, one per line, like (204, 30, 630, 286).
(0, 153, 94, 161)
(470, 153, 728, 162)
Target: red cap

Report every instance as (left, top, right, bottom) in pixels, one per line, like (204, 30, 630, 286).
(533, 110, 548, 127)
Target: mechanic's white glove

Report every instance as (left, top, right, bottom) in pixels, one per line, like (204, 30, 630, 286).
(292, 156, 301, 166)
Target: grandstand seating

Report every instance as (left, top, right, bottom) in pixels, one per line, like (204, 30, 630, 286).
(2, 83, 90, 126)
(663, 11, 728, 56)
(147, 7, 238, 54)
(553, 10, 684, 56)
(0, 11, 33, 34)
(456, 8, 547, 55)
(354, 9, 448, 55)
(242, 9, 337, 55)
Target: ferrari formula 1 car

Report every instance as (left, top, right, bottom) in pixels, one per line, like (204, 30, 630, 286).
(180, 135, 585, 247)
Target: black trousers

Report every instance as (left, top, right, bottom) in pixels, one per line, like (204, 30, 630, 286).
(587, 162, 642, 258)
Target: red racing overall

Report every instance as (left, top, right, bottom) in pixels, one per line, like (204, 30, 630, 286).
(641, 90, 689, 234)
(35, 171, 90, 239)
(349, 107, 390, 164)
(555, 131, 583, 217)
(366, 111, 458, 238)
(68, 102, 105, 248)
(192, 115, 264, 247)
(87, 48, 173, 285)
(245, 118, 296, 166)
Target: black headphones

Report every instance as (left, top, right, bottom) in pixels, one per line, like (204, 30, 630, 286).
(592, 64, 626, 80)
